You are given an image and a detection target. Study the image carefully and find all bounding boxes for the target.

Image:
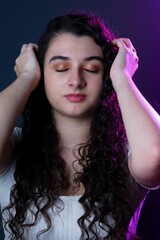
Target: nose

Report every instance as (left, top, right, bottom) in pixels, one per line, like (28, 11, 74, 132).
(67, 69, 86, 89)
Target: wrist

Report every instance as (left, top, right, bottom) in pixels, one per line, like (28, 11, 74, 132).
(110, 72, 133, 93)
(18, 72, 40, 92)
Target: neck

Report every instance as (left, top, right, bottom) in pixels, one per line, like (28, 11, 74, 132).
(53, 114, 91, 196)
(55, 115, 91, 149)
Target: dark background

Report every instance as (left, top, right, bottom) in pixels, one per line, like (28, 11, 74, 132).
(0, 0, 160, 239)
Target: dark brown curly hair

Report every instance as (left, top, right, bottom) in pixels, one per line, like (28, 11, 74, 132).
(3, 11, 135, 239)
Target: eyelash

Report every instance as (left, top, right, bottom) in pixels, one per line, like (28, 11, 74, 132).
(56, 69, 68, 72)
(85, 69, 99, 73)
(56, 69, 99, 73)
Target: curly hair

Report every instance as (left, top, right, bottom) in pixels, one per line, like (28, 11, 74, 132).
(3, 11, 135, 239)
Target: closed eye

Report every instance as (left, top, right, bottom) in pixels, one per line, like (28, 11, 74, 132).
(56, 69, 69, 72)
(84, 69, 99, 73)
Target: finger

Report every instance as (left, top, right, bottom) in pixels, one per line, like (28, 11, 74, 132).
(14, 65, 19, 76)
(120, 39, 139, 57)
(113, 38, 137, 52)
(119, 38, 133, 48)
(20, 44, 28, 53)
(132, 47, 139, 60)
(28, 43, 38, 50)
(131, 49, 139, 64)
(112, 38, 128, 51)
(14, 65, 17, 73)
(135, 56, 139, 63)
(20, 43, 38, 53)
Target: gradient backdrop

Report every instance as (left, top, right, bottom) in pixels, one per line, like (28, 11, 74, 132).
(0, 1, 160, 239)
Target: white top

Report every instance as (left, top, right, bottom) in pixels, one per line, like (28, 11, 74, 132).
(0, 128, 148, 240)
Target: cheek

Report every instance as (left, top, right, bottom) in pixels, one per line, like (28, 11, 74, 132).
(44, 76, 56, 101)
(89, 82, 103, 105)
(93, 79, 103, 95)
(44, 71, 58, 92)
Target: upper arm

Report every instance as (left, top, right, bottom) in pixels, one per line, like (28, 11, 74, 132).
(0, 127, 21, 174)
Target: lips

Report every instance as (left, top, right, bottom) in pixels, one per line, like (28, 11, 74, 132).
(65, 94, 86, 102)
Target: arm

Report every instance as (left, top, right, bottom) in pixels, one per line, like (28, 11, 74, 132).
(0, 44, 41, 172)
(110, 38, 160, 187)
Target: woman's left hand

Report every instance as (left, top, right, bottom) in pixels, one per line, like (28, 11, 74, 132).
(110, 38, 139, 84)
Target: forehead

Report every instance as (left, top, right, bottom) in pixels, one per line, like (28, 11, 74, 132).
(45, 33, 103, 60)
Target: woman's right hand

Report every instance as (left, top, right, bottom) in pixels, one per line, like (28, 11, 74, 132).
(14, 43, 41, 92)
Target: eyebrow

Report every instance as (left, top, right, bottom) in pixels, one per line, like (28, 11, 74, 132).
(49, 55, 104, 63)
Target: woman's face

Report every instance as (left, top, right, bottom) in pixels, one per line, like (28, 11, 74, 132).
(44, 33, 104, 120)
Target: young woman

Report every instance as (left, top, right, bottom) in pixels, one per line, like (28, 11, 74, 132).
(0, 11, 160, 240)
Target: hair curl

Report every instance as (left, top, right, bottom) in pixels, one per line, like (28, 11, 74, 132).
(3, 11, 135, 239)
